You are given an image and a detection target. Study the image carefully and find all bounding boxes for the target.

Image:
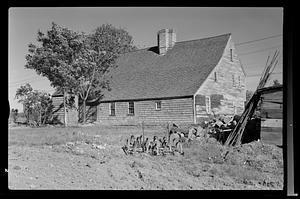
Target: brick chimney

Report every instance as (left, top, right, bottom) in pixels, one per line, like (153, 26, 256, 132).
(157, 29, 176, 55)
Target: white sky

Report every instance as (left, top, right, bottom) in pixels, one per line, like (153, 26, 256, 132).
(8, 7, 283, 111)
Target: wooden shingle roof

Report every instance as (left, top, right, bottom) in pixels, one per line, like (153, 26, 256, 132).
(101, 33, 231, 102)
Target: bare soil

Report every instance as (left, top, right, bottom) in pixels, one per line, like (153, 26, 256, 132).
(8, 124, 283, 190)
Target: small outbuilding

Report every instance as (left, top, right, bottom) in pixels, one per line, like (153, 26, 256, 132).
(51, 90, 79, 126)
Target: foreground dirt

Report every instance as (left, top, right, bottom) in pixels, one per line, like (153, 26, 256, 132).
(8, 125, 283, 190)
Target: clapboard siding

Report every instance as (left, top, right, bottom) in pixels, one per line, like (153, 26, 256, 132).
(194, 36, 246, 122)
(97, 97, 194, 125)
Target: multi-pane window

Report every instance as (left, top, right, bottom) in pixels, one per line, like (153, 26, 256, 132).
(155, 101, 162, 110)
(238, 76, 241, 87)
(128, 101, 134, 115)
(232, 74, 235, 87)
(109, 102, 115, 116)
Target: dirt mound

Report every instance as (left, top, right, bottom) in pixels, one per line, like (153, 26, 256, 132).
(223, 141, 283, 173)
(180, 139, 283, 189)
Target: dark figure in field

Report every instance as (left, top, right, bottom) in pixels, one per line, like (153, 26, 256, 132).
(159, 138, 163, 146)
(168, 123, 179, 142)
(141, 137, 149, 152)
(129, 135, 135, 147)
(139, 135, 143, 143)
(175, 141, 184, 155)
(136, 136, 144, 152)
(147, 140, 153, 154)
(151, 136, 157, 153)
(126, 135, 135, 152)
(145, 138, 151, 153)
(122, 138, 130, 155)
(154, 136, 161, 155)
(139, 135, 144, 148)
(133, 136, 140, 152)
(159, 137, 167, 149)
(136, 136, 141, 147)
(148, 136, 159, 155)
(161, 136, 168, 148)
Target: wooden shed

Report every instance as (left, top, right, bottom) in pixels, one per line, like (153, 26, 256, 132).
(259, 85, 283, 146)
(52, 90, 79, 126)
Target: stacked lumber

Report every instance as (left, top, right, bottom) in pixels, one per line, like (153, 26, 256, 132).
(224, 50, 281, 147)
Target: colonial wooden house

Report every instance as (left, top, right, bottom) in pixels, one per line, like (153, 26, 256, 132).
(95, 29, 246, 125)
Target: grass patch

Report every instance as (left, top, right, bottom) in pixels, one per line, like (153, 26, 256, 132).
(8, 125, 166, 147)
(8, 127, 93, 146)
(223, 165, 265, 183)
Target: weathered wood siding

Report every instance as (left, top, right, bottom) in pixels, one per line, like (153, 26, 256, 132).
(97, 97, 194, 125)
(260, 90, 282, 119)
(52, 96, 64, 124)
(51, 94, 79, 125)
(194, 36, 246, 123)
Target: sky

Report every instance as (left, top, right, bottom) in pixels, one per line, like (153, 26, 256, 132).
(8, 7, 283, 111)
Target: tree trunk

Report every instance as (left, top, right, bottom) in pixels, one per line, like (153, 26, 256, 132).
(39, 109, 42, 126)
(42, 107, 47, 125)
(64, 89, 67, 127)
(25, 109, 30, 124)
(24, 105, 29, 124)
(83, 100, 86, 123)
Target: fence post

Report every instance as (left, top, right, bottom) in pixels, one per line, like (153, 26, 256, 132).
(166, 122, 169, 143)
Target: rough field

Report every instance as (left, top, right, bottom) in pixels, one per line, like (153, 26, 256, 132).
(8, 124, 283, 190)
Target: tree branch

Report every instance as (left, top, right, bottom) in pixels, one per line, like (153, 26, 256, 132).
(84, 62, 97, 102)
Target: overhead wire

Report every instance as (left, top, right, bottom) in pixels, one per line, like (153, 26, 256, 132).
(235, 34, 282, 46)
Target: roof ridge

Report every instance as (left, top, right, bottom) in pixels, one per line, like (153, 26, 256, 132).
(175, 33, 231, 44)
(120, 33, 231, 55)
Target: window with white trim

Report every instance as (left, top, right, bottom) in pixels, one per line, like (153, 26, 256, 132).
(109, 102, 115, 116)
(128, 101, 134, 115)
(155, 101, 162, 110)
